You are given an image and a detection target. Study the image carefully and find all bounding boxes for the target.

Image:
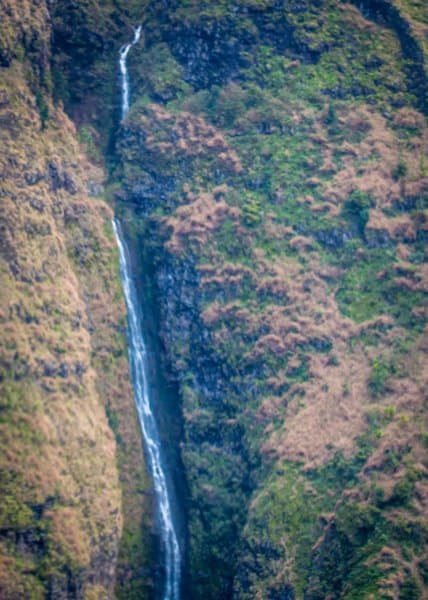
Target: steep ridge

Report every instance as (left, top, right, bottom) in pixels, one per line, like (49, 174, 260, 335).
(0, 1, 154, 598)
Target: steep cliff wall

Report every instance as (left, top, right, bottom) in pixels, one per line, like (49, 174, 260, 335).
(0, 1, 153, 598)
(1, 0, 427, 599)
(115, 1, 428, 598)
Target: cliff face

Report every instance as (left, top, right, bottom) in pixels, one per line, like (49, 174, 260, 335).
(0, 1, 153, 598)
(1, 0, 427, 599)
(115, 1, 428, 598)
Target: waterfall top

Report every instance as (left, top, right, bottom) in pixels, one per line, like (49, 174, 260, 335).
(119, 26, 142, 120)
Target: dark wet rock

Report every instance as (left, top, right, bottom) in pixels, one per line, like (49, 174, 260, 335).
(64, 203, 87, 225)
(47, 161, 77, 193)
(365, 228, 393, 248)
(24, 220, 51, 236)
(25, 171, 45, 186)
(43, 361, 57, 377)
(74, 361, 86, 377)
(58, 362, 69, 378)
(29, 196, 46, 212)
(295, 224, 357, 249)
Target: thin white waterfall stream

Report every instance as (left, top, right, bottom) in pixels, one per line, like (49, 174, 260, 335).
(114, 28, 181, 600)
(119, 25, 142, 119)
(113, 220, 181, 600)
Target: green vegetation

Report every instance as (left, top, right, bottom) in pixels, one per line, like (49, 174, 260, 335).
(342, 191, 374, 235)
(1, 0, 427, 598)
(114, 1, 427, 597)
(369, 356, 396, 396)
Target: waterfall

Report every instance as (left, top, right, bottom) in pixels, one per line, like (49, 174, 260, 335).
(114, 29, 181, 600)
(113, 220, 181, 600)
(119, 25, 142, 119)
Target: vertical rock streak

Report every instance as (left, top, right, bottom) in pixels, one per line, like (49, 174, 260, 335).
(113, 220, 181, 600)
(116, 28, 180, 600)
(119, 25, 142, 119)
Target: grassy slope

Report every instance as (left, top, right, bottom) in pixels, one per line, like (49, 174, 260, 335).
(116, 0, 427, 597)
(0, 1, 153, 598)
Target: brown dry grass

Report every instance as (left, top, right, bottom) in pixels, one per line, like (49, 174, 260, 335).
(366, 209, 419, 242)
(138, 104, 243, 173)
(318, 106, 428, 213)
(195, 223, 385, 467)
(164, 187, 241, 253)
(195, 201, 426, 471)
(0, 61, 151, 595)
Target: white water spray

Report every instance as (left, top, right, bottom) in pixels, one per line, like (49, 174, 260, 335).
(119, 25, 142, 119)
(113, 220, 181, 600)
(115, 28, 181, 600)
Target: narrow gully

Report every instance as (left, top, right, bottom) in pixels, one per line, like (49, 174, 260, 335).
(114, 27, 182, 600)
